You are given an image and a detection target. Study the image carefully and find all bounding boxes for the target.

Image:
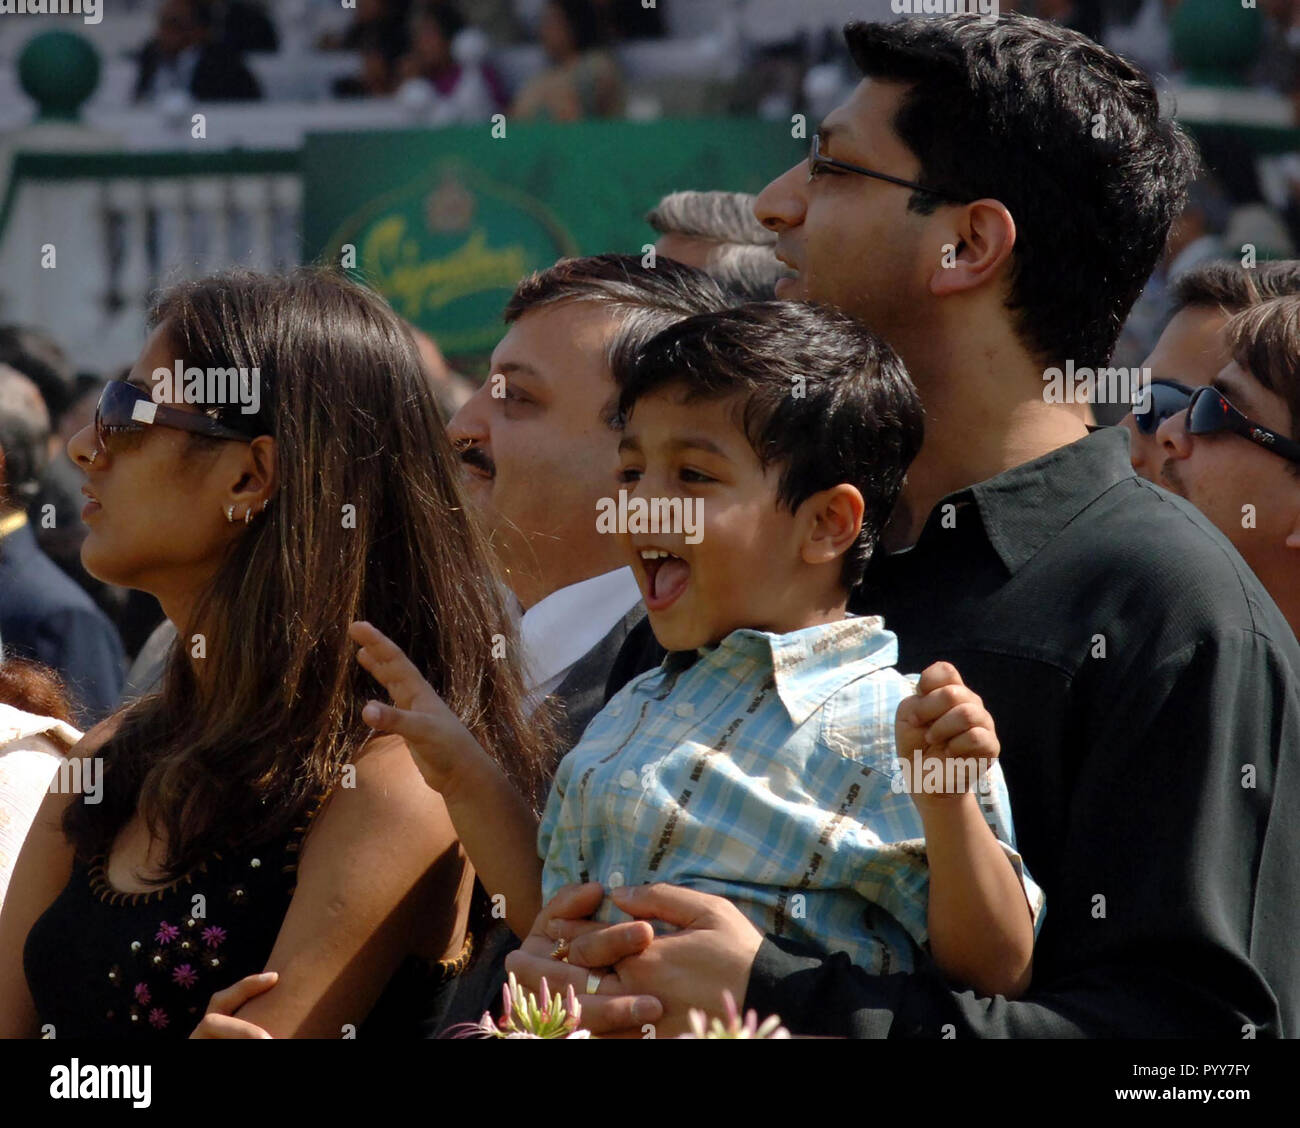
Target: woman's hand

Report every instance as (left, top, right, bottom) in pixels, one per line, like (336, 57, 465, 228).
(189, 972, 278, 1038)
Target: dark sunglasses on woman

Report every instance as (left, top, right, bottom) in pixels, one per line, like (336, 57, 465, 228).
(1131, 378, 1193, 435)
(94, 378, 257, 451)
(1184, 385, 1300, 465)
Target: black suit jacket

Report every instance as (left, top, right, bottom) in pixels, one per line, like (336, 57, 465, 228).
(545, 604, 663, 759)
(134, 41, 262, 102)
(0, 521, 125, 726)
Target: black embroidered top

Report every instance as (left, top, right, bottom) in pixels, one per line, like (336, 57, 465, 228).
(23, 793, 473, 1038)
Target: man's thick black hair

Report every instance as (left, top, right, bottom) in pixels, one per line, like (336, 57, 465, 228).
(844, 13, 1201, 368)
(614, 301, 924, 589)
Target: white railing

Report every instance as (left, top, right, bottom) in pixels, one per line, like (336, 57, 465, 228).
(0, 151, 300, 372)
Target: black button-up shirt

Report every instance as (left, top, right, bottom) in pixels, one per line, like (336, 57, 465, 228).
(745, 426, 1300, 1036)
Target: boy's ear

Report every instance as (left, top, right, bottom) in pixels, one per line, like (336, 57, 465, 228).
(799, 484, 864, 568)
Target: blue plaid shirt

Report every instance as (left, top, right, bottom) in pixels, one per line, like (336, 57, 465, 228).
(539, 615, 1044, 974)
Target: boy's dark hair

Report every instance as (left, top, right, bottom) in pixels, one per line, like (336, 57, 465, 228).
(844, 14, 1201, 369)
(613, 301, 924, 589)
(1171, 259, 1300, 317)
(504, 253, 730, 380)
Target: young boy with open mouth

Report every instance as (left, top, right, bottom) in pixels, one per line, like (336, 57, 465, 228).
(350, 301, 1043, 1001)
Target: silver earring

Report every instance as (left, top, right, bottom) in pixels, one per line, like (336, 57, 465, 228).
(244, 506, 254, 525)
(225, 505, 235, 523)
(260, 499, 269, 512)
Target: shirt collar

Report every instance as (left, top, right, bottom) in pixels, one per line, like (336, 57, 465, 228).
(518, 566, 643, 694)
(658, 615, 899, 728)
(920, 426, 1135, 575)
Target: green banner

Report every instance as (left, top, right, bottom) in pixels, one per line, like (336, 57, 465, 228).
(301, 120, 804, 360)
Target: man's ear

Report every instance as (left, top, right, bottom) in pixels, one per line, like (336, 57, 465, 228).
(799, 484, 865, 568)
(928, 198, 1017, 298)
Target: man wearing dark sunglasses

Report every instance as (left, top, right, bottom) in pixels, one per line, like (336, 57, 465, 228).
(1156, 296, 1300, 638)
(1121, 260, 1300, 481)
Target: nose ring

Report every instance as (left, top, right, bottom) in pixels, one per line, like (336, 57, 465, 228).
(87, 448, 99, 465)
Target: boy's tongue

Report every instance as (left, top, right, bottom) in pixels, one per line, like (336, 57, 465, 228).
(652, 556, 690, 603)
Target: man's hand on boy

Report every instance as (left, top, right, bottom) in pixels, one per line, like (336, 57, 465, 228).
(349, 620, 488, 798)
(895, 660, 1000, 813)
(507, 882, 765, 1038)
(506, 882, 664, 1035)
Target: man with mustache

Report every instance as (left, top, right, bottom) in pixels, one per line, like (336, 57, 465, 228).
(446, 254, 727, 754)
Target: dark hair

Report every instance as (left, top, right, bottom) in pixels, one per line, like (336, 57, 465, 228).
(412, 0, 464, 41)
(1171, 259, 1300, 316)
(0, 364, 51, 506)
(0, 325, 76, 423)
(504, 253, 730, 397)
(614, 301, 924, 588)
(0, 657, 75, 729)
(64, 268, 551, 880)
(550, 0, 604, 52)
(1223, 295, 1300, 476)
(843, 13, 1201, 368)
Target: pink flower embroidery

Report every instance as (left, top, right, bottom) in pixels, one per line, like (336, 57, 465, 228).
(133, 983, 150, 1005)
(155, 922, 180, 945)
(148, 1008, 168, 1030)
(172, 964, 198, 989)
(201, 926, 227, 949)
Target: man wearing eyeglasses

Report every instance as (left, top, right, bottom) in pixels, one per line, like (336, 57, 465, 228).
(504, 13, 1300, 1041)
(1154, 296, 1300, 638)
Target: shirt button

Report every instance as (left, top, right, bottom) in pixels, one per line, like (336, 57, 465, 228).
(674, 703, 694, 718)
(618, 769, 638, 789)
(607, 871, 625, 889)
(607, 704, 623, 717)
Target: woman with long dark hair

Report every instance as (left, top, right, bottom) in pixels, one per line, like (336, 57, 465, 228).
(0, 268, 549, 1038)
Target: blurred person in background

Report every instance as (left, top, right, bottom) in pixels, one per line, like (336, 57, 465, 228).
(0, 657, 80, 915)
(209, 0, 279, 54)
(318, 0, 410, 50)
(134, 0, 262, 104)
(647, 190, 795, 300)
(396, 2, 508, 120)
(510, 0, 625, 121)
(590, 0, 665, 41)
(407, 325, 475, 420)
(332, 19, 409, 98)
(1122, 259, 1300, 480)
(0, 367, 124, 728)
(1154, 294, 1300, 637)
(1115, 175, 1231, 374)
